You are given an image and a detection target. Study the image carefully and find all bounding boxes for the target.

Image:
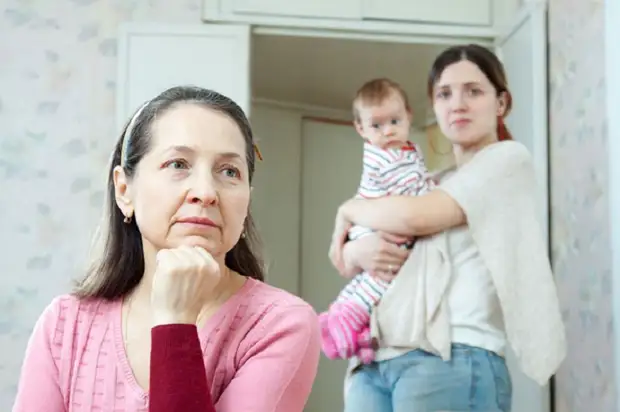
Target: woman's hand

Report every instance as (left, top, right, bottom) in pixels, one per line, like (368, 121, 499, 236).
(342, 232, 412, 282)
(328, 207, 353, 276)
(150, 245, 222, 326)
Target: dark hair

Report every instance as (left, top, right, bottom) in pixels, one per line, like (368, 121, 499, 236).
(352, 78, 411, 122)
(74, 86, 264, 300)
(427, 44, 513, 141)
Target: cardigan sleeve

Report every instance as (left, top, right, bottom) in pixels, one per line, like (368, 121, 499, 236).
(216, 303, 321, 412)
(438, 140, 567, 384)
(149, 324, 216, 412)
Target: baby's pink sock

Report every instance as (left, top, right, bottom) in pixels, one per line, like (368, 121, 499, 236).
(322, 300, 370, 359)
(355, 327, 376, 364)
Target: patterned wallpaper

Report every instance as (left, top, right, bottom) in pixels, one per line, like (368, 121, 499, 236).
(0, 0, 613, 411)
(0, 1, 203, 410)
(548, 0, 613, 410)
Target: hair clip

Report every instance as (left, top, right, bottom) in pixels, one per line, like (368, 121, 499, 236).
(253, 143, 263, 161)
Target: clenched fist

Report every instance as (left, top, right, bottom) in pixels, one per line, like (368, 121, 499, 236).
(151, 245, 222, 326)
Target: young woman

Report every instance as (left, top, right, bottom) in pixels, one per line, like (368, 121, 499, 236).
(329, 45, 566, 412)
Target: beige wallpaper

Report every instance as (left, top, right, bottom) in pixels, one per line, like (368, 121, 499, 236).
(0, 0, 613, 411)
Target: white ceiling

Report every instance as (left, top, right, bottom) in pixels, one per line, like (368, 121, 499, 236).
(251, 35, 447, 126)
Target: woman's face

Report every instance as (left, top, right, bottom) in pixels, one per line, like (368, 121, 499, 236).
(114, 103, 250, 260)
(432, 60, 506, 148)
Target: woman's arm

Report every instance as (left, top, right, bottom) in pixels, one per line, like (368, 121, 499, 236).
(339, 232, 411, 281)
(13, 299, 65, 412)
(338, 189, 466, 237)
(216, 303, 320, 412)
(149, 324, 215, 412)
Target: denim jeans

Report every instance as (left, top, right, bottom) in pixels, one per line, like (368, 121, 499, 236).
(344, 344, 512, 412)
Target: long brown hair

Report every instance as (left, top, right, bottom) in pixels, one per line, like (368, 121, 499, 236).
(427, 44, 513, 141)
(74, 86, 264, 300)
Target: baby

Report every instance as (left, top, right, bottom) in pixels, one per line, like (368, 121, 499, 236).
(319, 78, 435, 363)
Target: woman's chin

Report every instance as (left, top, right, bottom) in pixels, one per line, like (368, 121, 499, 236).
(174, 236, 222, 254)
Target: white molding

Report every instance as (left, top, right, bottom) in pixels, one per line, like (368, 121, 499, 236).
(203, 0, 500, 40)
(252, 97, 353, 120)
(252, 26, 492, 46)
(607, 0, 620, 403)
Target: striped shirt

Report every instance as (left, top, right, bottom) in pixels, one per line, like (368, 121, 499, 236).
(349, 141, 434, 241)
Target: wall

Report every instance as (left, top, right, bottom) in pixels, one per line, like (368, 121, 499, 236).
(548, 0, 614, 410)
(423, 123, 455, 172)
(0, 1, 202, 409)
(0, 0, 615, 410)
(250, 103, 303, 295)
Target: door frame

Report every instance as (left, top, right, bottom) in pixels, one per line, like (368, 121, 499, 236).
(494, 5, 551, 411)
(607, 0, 620, 405)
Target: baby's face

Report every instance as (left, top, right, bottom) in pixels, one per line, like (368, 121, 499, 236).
(355, 93, 412, 149)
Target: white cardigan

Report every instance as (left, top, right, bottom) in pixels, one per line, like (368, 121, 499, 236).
(356, 141, 566, 386)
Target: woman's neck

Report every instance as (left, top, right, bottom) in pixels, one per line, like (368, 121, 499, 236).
(453, 134, 498, 167)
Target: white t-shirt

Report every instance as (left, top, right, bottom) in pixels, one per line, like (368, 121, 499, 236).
(446, 224, 506, 356)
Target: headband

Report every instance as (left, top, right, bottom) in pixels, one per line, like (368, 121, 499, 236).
(119, 100, 264, 166)
(120, 101, 150, 167)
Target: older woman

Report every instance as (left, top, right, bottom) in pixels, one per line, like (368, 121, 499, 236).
(329, 45, 566, 412)
(13, 86, 320, 412)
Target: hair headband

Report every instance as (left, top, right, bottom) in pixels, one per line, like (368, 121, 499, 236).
(119, 100, 264, 167)
(120, 101, 150, 167)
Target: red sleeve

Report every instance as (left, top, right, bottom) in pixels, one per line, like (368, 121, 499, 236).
(149, 324, 215, 412)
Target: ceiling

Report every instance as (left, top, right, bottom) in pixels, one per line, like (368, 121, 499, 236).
(251, 35, 446, 126)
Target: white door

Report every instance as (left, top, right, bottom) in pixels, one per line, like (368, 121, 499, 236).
(495, 4, 551, 412)
(299, 119, 364, 412)
(115, 23, 251, 130)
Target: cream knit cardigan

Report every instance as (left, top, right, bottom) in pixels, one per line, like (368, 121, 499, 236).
(354, 141, 566, 386)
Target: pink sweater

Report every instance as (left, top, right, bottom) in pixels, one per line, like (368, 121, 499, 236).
(12, 278, 321, 412)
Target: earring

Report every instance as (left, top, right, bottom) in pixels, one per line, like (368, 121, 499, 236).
(241, 232, 246, 239)
(497, 116, 506, 141)
(124, 214, 132, 224)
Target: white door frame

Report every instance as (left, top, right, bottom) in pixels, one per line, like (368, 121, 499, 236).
(607, 0, 620, 405)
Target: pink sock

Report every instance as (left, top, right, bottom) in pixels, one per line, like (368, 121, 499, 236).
(357, 347, 375, 364)
(322, 300, 370, 359)
(356, 327, 376, 364)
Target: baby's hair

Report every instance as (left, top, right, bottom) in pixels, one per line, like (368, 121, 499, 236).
(352, 78, 411, 122)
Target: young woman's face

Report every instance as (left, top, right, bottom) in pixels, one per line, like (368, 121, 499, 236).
(115, 103, 250, 260)
(432, 60, 507, 148)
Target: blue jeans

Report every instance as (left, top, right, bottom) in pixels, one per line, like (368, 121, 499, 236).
(345, 344, 512, 412)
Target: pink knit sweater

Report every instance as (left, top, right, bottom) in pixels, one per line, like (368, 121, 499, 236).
(12, 278, 320, 411)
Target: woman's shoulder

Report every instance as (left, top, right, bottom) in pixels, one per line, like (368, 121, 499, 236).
(232, 279, 319, 340)
(240, 279, 318, 321)
(47, 293, 114, 315)
(36, 294, 117, 339)
(443, 141, 533, 183)
(229, 279, 320, 360)
(478, 140, 532, 165)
